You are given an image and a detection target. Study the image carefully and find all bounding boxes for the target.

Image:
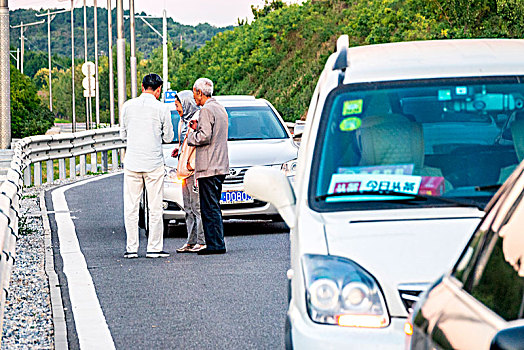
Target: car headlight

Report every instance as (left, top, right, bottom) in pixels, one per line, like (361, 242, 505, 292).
(164, 166, 183, 185)
(302, 254, 390, 328)
(281, 159, 297, 177)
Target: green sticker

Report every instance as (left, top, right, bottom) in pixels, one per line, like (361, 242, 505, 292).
(339, 117, 362, 132)
(438, 89, 451, 101)
(342, 99, 363, 115)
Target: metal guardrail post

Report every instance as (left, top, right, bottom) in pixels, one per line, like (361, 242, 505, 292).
(69, 157, 76, 179)
(91, 152, 97, 173)
(46, 160, 53, 183)
(34, 162, 42, 186)
(79, 155, 86, 176)
(58, 159, 66, 180)
(102, 151, 108, 171)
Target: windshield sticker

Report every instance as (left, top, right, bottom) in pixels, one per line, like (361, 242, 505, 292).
(456, 86, 467, 95)
(419, 176, 445, 196)
(337, 164, 414, 175)
(342, 99, 363, 115)
(438, 89, 452, 101)
(339, 117, 362, 132)
(327, 174, 422, 197)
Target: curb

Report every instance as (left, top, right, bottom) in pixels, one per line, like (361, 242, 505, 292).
(40, 191, 68, 350)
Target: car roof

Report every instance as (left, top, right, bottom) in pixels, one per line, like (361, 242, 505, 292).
(341, 39, 524, 84)
(214, 96, 269, 108)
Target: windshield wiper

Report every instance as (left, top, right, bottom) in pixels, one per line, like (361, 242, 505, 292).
(228, 137, 265, 141)
(314, 190, 484, 210)
(475, 184, 501, 192)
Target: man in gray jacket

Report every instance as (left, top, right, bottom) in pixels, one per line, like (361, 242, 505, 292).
(187, 78, 229, 255)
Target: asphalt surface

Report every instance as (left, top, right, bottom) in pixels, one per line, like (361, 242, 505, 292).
(46, 173, 290, 349)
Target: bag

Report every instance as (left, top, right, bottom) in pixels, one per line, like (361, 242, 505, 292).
(176, 132, 196, 180)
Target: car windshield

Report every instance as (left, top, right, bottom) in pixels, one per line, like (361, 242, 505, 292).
(310, 76, 524, 211)
(226, 106, 288, 140)
(169, 105, 288, 143)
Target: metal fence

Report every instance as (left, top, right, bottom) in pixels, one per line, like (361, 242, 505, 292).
(0, 127, 125, 331)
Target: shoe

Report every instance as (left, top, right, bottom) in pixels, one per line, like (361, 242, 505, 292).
(146, 251, 170, 258)
(197, 248, 226, 255)
(176, 244, 194, 253)
(123, 252, 138, 259)
(188, 244, 206, 253)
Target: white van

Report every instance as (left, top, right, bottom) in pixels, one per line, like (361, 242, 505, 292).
(245, 38, 524, 349)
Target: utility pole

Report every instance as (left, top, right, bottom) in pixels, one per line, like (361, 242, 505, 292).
(83, 0, 91, 130)
(94, 0, 100, 126)
(71, 0, 76, 132)
(129, 0, 137, 98)
(10, 19, 44, 74)
(36, 9, 69, 113)
(116, 0, 126, 118)
(162, 9, 167, 98)
(134, 11, 169, 100)
(107, 0, 115, 126)
(0, 0, 10, 149)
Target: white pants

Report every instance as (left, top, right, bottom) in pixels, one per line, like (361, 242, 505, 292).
(123, 165, 164, 253)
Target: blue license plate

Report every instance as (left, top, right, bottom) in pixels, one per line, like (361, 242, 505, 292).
(220, 190, 254, 204)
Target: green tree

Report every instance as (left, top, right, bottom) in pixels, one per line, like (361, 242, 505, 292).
(10, 65, 54, 138)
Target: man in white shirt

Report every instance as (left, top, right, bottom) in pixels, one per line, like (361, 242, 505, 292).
(120, 73, 174, 258)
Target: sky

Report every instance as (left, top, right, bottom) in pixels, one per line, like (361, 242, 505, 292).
(10, 0, 303, 27)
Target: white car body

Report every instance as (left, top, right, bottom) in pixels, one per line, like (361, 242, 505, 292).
(245, 38, 524, 349)
(162, 96, 298, 224)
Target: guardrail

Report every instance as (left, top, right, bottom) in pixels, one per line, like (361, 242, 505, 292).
(0, 127, 126, 332)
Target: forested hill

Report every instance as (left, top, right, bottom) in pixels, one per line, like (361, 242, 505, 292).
(171, 0, 524, 121)
(9, 8, 232, 58)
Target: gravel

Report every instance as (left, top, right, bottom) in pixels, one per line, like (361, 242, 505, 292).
(1, 172, 117, 349)
(1, 186, 53, 349)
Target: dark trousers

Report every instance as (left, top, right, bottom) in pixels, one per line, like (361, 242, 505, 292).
(198, 175, 226, 250)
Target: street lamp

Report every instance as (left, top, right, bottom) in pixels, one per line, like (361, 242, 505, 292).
(129, 10, 169, 99)
(57, 0, 76, 132)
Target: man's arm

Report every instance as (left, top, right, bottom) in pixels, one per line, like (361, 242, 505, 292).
(161, 105, 174, 143)
(187, 108, 213, 146)
(119, 103, 128, 140)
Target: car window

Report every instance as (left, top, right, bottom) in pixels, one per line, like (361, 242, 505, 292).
(310, 77, 524, 211)
(226, 106, 288, 140)
(453, 182, 524, 321)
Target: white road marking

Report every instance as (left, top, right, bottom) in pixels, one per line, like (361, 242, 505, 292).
(51, 173, 121, 349)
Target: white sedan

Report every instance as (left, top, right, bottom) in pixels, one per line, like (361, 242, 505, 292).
(140, 95, 299, 235)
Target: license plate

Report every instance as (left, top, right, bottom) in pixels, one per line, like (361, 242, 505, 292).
(220, 190, 254, 204)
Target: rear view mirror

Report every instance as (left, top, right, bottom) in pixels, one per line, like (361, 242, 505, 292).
(490, 326, 524, 350)
(244, 167, 297, 228)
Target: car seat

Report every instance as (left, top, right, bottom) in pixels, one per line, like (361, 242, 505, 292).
(499, 113, 524, 183)
(357, 114, 451, 191)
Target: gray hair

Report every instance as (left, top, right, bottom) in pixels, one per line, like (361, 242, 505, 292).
(193, 78, 214, 97)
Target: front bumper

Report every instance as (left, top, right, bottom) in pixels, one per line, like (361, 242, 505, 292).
(163, 180, 279, 221)
(287, 302, 405, 350)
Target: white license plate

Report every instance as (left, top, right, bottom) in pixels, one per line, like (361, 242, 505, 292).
(220, 190, 254, 204)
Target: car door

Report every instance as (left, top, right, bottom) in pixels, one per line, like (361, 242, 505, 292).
(412, 166, 524, 350)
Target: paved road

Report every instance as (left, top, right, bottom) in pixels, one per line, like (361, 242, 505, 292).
(46, 173, 290, 349)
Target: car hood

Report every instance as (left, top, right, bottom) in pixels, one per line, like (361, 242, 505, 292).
(163, 138, 298, 169)
(322, 207, 484, 316)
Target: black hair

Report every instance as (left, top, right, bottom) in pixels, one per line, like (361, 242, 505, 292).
(142, 73, 163, 91)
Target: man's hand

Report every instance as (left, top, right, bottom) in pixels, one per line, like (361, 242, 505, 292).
(189, 119, 198, 130)
(171, 147, 179, 158)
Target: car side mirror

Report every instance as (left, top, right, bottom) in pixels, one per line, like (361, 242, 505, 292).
(490, 326, 524, 350)
(244, 167, 297, 228)
(293, 122, 305, 138)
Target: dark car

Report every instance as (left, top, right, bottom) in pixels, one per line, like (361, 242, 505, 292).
(406, 162, 524, 350)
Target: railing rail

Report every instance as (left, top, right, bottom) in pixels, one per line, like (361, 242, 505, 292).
(0, 126, 126, 332)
